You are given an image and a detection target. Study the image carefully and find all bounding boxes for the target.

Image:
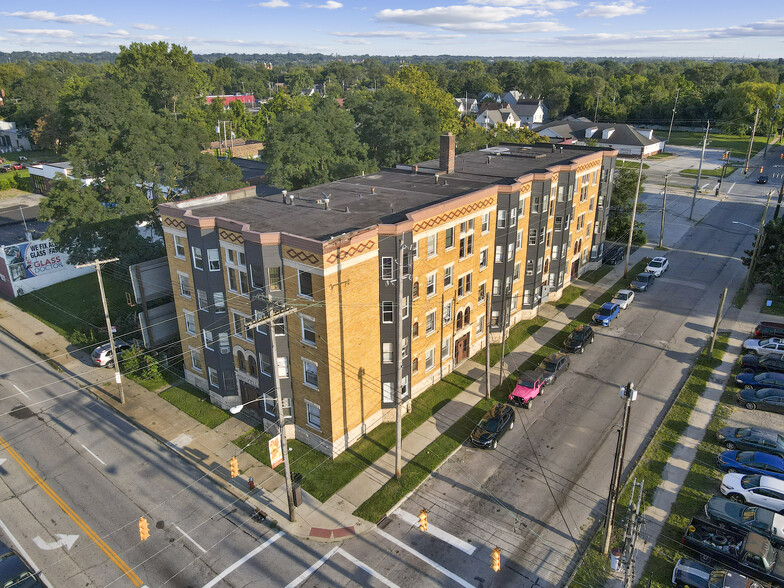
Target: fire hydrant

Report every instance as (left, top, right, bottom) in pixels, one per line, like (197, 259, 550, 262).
(248, 477, 255, 490)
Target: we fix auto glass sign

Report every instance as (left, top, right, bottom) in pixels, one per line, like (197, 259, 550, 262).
(4, 240, 66, 281)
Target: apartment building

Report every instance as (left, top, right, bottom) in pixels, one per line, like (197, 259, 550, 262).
(159, 136, 616, 457)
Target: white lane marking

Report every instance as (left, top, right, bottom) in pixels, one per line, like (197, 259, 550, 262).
(13, 385, 28, 398)
(33, 533, 78, 550)
(700, 182, 709, 190)
(0, 459, 5, 467)
(202, 530, 284, 588)
(336, 548, 401, 588)
(728, 182, 735, 194)
(394, 509, 476, 555)
(175, 525, 207, 553)
(375, 528, 474, 588)
(0, 519, 51, 587)
(81, 444, 106, 466)
(284, 545, 339, 588)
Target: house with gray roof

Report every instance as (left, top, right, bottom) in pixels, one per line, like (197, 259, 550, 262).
(535, 120, 665, 157)
(454, 97, 478, 116)
(475, 108, 521, 129)
(507, 99, 549, 126)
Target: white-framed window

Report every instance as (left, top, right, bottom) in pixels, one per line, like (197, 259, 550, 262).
(305, 400, 321, 430)
(402, 375, 409, 398)
(259, 352, 272, 375)
(481, 212, 490, 233)
(443, 300, 453, 324)
(497, 209, 507, 228)
(478, 282, 486, 302)
(511, 292, 518, 311)
(303, 358, 318, 389)
(479, 247, 488, 270)
(403, 296, 410, 319)
(426, 272, 437, 297)
(189, 348, 202, 373)
(558, 185, 565, 202)
(510, 207, 517, 225)
(277, 356, 289, 378)
(227, 266, 249, 296)
(268, 266, 282, 291)
(203, 329, 214, 350)
(529, 228, 537, 245)
(225, 248, 246, 267)
(273, 317, 286, 336)
(178, 272, 191, 298)
(459, 235, 473, 259)
(552, 245, 559, 259)
(476, 314, 484, 336)
(540, 230, 545, 245)
(427, 234, 437, 258)
(301, 315, 316, 346)
(298, 270, 313, 298)
(184, 310, 196, 335)
(491, 310, 500, 327)
(460, 219, 474, 233)
(383, 342, 393, 363)
(444, 227, 455, 250)
(507, 242, 514, 261)
(411, 240, 419, 259)
(208, 367, 219, 387)
(381, 301, 394, 323)
(173, 235, 186, 259)
(524, 290, 531, 305)
(192, 247, 204, 270)
(213, 292, 226, 312)
(263, 392, 276, 415)
(514, 263, 521, 282)
(555, 216, 563, 230)
(402, 337, 409, 358)
(196, 289, 208, 310)
(207, 249, 220, 271)
(382, 382, 395, 404)
(458, 273, 472, 298)
(526, 260, 534, 276)
(425, 348, 435, 372)
(381, 257, 394, 280)
(505, 276, 512, 292)
(232, 311, 252, 341)
(493, 279, 501, 296)
(426, 310, 437, 334)
(443, 264, 453, 289)
(586, 222, 592, 238)
(441, 336, 451, 360)
(412, 357, 419, 373)
(495, 245, 503, 263)
(218, 332, 230, 354)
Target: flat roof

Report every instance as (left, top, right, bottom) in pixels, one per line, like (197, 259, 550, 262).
(184, 143, 610, 242)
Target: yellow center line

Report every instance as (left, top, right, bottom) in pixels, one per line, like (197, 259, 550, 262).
(0, 434, 143, 586)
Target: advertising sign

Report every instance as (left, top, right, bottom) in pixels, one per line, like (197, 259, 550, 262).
(268, 434, 283, 468)
(3, 241, 66, 281)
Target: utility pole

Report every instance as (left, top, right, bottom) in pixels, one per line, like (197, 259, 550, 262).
(395, 239, 405, 480)
(717, 150, 730, 195)
(775, 174, 784, 220)
(665, 87, 680, 152)
(76, 258, 124, 404)
(603, 382, 637, 555)
(498, 303, 507, 384)
(744, 108, 761, 174)
(621, 479, 645, 588)
(746, 191, 773, 292)
(689, 120, 710, 221)
(623, 155, 645, 278)
(763, 90, 781, 159)
(594, 94, 600, 123)
(485, 294, 491, 399)
(659, 174, 669, 248)
(709, 288, 728, 355)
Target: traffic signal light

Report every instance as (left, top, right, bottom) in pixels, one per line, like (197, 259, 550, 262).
(139, 517, 150, 541)
(418, 509, 428, 532)
(491, 547, 501, 572)
(760, 166, 764, 173)
(230, 456, 239, 478)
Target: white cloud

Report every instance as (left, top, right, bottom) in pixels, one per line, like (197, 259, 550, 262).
(377, 5, 541, 25)
(340, 39, 372, 45)
(466, 0, 575, 9)
(133, 23, 159, 30)
(7, 28, 77, 38)
(332, 30, 465, 40)
(577, 1, 647, 18)
(320, 1, 343, 8)
(258, 0, 290, 7)
(1, 10, 113, 26)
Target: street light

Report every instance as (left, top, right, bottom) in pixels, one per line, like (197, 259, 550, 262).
(229, 399, 262, 415)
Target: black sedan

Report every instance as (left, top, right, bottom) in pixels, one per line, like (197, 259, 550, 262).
(602, 246, 625, 265)
(742, 354, 784, 374)
(564, 324, 594, 354)
(717, 426, 784, 457)
(538, 352, 570, 384)
(737, 388, 784, 413)
(0, 541, 44, 587)
(736, 371, 784, 391)
(470, 403, 515, 449)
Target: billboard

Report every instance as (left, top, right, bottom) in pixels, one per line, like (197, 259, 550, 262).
(4, 241, 66, 281)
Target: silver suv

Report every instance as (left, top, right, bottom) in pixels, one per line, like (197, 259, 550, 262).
(91, 340, 131, 367)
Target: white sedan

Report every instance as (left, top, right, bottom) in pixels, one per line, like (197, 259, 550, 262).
(742, 337, 784, 356)
(645, 256, 669, 277)
(721, 472, 784, 512)
(612, 289, 635, 310)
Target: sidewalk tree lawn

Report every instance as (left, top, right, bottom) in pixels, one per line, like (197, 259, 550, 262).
(606, 166, 648, 245)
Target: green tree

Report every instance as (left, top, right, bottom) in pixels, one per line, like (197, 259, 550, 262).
(745, 218, 784, 294)
(606, 166, 647, 245)
(387, 65, 460, 134)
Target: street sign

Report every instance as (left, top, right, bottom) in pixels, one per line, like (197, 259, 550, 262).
(269, 434, 283, 468)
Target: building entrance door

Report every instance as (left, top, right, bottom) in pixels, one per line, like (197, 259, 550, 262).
(571, 260, 580, 280)
(454, 333, 470, 364)
(239, 381, 259, 413)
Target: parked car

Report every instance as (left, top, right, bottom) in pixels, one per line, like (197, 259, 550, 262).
(509, 370, 546, 408)
(0, 164, 10, 173)
(671, 557, 765, 588)
(91, 340, 132, 367)
(717, 451, 784, 481)
(469, 403, 515, 449)
(564, 324, 595, 354)
(737, 388, 784, 413)
(722, 473, 784, 513)
(741, 355, 784, 375)
(538, 353, 570, 385)
(743, 338, 784, 357)
(736, 372, 784, 391)
(630, 272, 655, 292)
(704, 496, 784, 544)
(717, 427, 784, 456)
(593, 302, 621, 326)
(753, 322, 784, 340)
(645, 256, 669, 277)
(758, 175, 769, 184)
(11, 162, 23, 170)
(602, 245, 625, 265)
(0, 541, 44, 587)
(612, 289, 635, 310)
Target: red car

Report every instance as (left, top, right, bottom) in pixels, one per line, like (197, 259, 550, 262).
(11, 162, 23, 170)
(509, 370, 546, 408)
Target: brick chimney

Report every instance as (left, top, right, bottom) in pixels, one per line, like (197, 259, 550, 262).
(440, 133, 455, 174)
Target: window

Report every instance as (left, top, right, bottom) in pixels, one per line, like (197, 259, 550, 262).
(413, 281, 420, 298)
(478, 282, 486, 302)
(482, 213, 490, 233)
(192, 247, 204, 270)
(464, 306, 471, 325)
(539, 230, 545, 245)
(426, 272, 437, 297)
(298, 270, 313, 298)
(443, 265, 453, 288)
(381, 301, 394, 323)
(493, 279, 501, 296)
(173, 235, 186, 258)
(263, 393, 275, 415)
(232, 312, 251, 341)
(444, 227, 455, 249)
(497, 209, 507, 228)
(537, 257, 543, 273)
(546, 232, 551, 248)
(458, 273, 472, 297)
(505, 276, 511, 292)
(208, 368, 219, 388)
(459, 235, 473, 259)
(251, 265, 264, 289)
(184, 310, 196, 335)
(552, 245, 559, 260)
(549, 199, 555, 217)
(589, 197, 595, 212)
(476, 314, 484, 336)
(511, 292, 518, 311)
(178, 273, 191, 298)
(227, 267, 248, 295)
(507, 243, 514, 261)
(413, 321, 419, 338)
(411, 241, 419, 259)
(555, 216, 563, 231)
(526, 260, 534, 276)
(207, 249, 220, 271)
(218, 332, 230, 354)
(586, 222, 592, 238)
(269, 267, 282, 291)
(495, 246, 503, 263)
(532, 196, 540, 213)
(516, 230, 522, 251)
(303, 359, 318, 389)
(524, 290, 531, 305)
(514, 263, 520, 281)
(382, 382, 394, 404)
(259, 352, 272, 375)
(426, 310, 437, 334)
(456, 311, 463, 329)
(558, 186, 565, 202)
(301, 315, 316, 346)
(529, 229, 537, 246)
(577, 213, 585, 231)
(273, 317, 286, 335)
(403, 297, 410, 319)
(491, 311, 500, 327)
(412, 357, 419, 373)
(381, 257, 393, 280)
(460, 219, 474, 233)
(580, 184, 588, 202)
(479, 247, 488, 270)
(277, 357, 289, 378)
(427, 234, 437, 257)
(306, 400, 320, 429)
(443, 301, 452, 325)
(213, 292, 226, 312)
(425, 348, 435, 372)
(510, 207, 517, 225)
(383, 342, 394, 363)
(441, 336, 451, 359)
(190, 348, 202, 373)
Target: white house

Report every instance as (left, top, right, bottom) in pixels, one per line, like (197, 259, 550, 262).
(536, 120, 665, 157)
(508, 99, 549, 126)
(0, 121, 31, 152)
(475, 108, 521, 129)
(454, 97, 478, 116)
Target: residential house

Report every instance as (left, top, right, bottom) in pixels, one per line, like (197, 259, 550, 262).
(454, 97, 478, 116)
(475, 108, 521, 129)
(159, 137, 617, 458)
(501, 90, 523, 107)
(206, 94, 257, 108)
(0, 121, 31, 152)
(536, 120, 665, 157)
(508, 99, 549, 126)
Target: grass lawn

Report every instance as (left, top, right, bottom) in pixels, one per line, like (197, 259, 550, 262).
(666, 131, 768, 157)
(13, 272, 134, 343)
(580, 262, 615, 284)
(761, 293, 784, 317)
(616, 160, 650, 170)
(1, 149, 59, 163)
(159, 384, 230, 428)
(470, 315, 548, 367)
(679, 166, 736, 177)
(547, 285, 585, 312)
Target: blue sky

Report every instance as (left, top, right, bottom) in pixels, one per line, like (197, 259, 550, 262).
(1, 1, 782, 58)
